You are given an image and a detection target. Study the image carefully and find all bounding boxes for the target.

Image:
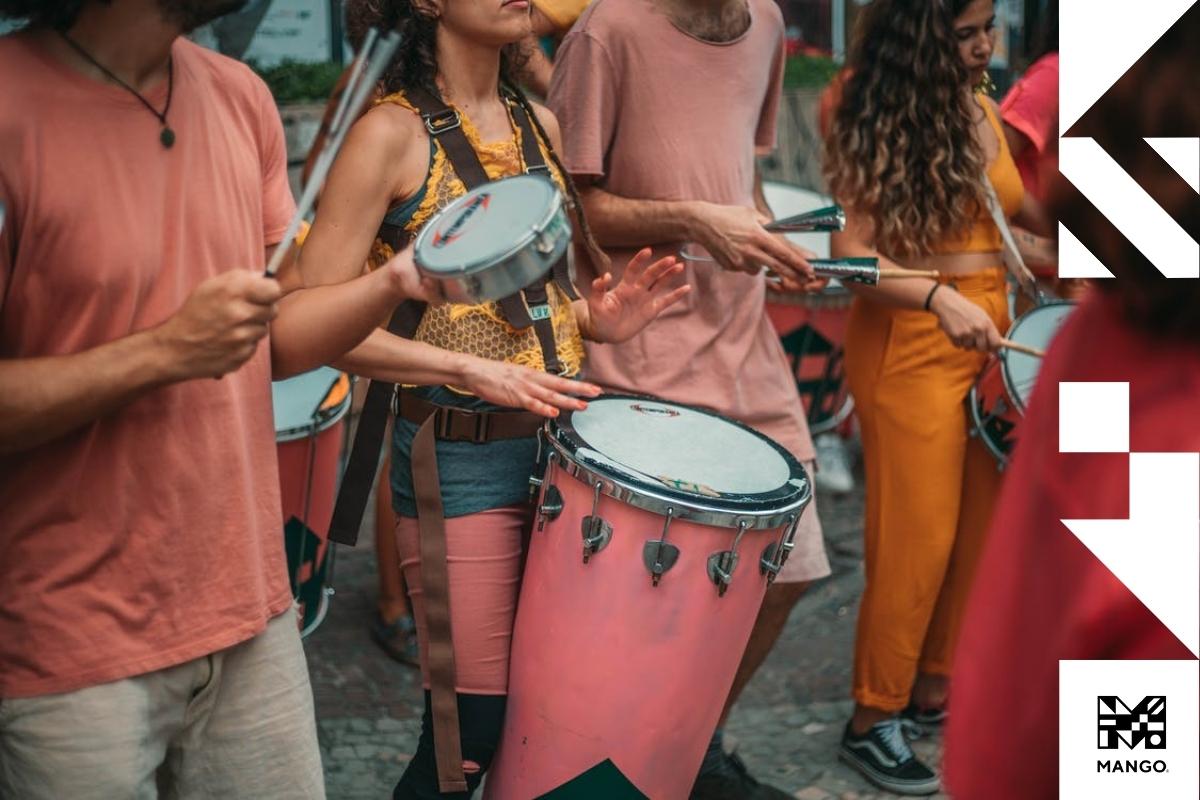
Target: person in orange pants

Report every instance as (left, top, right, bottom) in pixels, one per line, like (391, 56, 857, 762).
(822, 0, 1056, 793)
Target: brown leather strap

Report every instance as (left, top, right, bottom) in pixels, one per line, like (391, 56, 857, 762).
(411, 414, 468, 794)
(521, 282, 564, 375)
(329, 300, 426, 547)
(396, 391, 544, 442)
(406, 87, 490, 189)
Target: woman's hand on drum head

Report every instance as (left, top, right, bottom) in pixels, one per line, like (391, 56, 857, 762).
(584, 249, 691, 343)
(385, 246, 446, 305)
(930, 287, 1004, 352)
(459, 356, 603, 419)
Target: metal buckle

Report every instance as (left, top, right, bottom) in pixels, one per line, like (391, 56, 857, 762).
(526, 163, 551, 176)
(423, 109, 461, 136)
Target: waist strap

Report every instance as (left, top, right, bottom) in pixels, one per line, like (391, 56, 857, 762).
(395, 391, 544, 442)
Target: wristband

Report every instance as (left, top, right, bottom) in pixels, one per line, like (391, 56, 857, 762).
(923, 283, 941, 312)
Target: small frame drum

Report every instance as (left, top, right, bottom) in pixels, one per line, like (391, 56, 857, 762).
(487, 396, 811, 799)
(761, 182, 855, 435)
(413, 174, 571, 304)
(969, 302, 1075, 466)
(273, 367, 352, 638)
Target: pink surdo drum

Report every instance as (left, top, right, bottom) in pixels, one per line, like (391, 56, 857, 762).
(762, 181, 855, 434)
(273, 366, 351, 637)
(487, 395, 812, 799)
(969, 302, 1075, 467)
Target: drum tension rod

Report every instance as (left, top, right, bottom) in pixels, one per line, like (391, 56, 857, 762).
(534, 450, 563, 532)
(642, 508, 680, 586)
(581, 481, 613, 563)
(708, 520, 749, 597)
(760, 513, 798, 583)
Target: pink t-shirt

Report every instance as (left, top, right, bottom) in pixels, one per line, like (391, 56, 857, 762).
(0, 35, 295, 697)
(1000, 53, 1059, 201)
(548, 0, 814, 462)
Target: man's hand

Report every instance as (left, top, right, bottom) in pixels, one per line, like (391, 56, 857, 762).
(690, 202, 817, 290)
(154, 270, 282, 380)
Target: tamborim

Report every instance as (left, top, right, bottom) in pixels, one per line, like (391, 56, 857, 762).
(487, 395, 811, 799)
(413, 174, 571, 304)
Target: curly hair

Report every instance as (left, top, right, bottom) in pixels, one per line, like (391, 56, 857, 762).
(0, 0, 92, 28)
(824, 0, 987, 259)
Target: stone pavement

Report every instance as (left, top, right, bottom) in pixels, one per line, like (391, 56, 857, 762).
(304, 465, 949, 799)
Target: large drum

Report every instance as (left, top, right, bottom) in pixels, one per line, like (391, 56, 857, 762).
(273, 367, 352, 638)
(487, 395, 812, 800)
(969, 302, 1075, 466)
(762, 182, 855, 434)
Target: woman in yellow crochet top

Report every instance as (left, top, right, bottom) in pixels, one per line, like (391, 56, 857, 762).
(822, 0, 1056, 794)
(288, 1, 688, 797)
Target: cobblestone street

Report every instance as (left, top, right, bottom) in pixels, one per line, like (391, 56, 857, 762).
(304, 464, 949, 799)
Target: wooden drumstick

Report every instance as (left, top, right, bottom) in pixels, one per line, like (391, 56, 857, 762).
(879, 268, 939, 280)
(999, 338, 1046, 358)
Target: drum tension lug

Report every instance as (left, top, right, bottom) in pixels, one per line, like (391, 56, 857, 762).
(709, 520, 750, 597)
(538, 486, 564, 529)
(760, 514, 799, 584)
(581, 481, 612, 563)
(643, 508, 679, 586)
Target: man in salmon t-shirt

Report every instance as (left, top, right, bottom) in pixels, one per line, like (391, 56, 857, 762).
(549, 1, 830, 797)
(0, 1, 425, 797)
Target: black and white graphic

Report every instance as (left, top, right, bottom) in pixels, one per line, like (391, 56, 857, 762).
(1098, 696, 1167, 750)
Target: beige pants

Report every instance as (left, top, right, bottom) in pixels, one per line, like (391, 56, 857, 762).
(0, 610, 324, 800)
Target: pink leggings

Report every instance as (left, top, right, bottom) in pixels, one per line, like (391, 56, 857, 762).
(394, 505, 529, 695)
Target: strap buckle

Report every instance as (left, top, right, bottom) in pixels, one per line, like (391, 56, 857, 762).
(423, 108, 462, 136)
(525, 163, 551, 177)
(433, 407, 491, 443)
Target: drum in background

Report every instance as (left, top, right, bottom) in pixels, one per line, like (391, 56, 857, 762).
(761, 182, 855, 435)
(274, 367, 352, 638)
(487, 396, 811, 800)
(413, 174, 571, 304)
(970, 302, 1075, 467)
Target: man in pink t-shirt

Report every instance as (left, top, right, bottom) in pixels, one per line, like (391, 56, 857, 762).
(549, 1, 831, 797)
(0, 1, 425, 797)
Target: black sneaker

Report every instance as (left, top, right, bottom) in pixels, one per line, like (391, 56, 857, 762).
(689, 751, 792, 800)
(839, 719, 940, 796)
(901, 703, 948, 727)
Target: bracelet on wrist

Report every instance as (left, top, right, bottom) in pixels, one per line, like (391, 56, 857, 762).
(923, 283, 941, 312)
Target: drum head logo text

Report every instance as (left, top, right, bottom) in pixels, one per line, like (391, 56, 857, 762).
(432, 192, 491, 249)
(630, 403, 680, 418)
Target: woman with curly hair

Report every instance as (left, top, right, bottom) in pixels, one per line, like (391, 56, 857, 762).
(823, 0, 1054, 793)
(278, 1, 688, 797)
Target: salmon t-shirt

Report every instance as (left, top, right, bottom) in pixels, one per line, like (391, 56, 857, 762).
(0, 34, 295, 697)
(548, 0, 815, 461)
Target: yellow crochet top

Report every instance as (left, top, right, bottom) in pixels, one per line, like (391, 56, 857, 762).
(370, 91, 584, 384)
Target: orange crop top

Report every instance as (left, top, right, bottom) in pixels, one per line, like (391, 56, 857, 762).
(934, 97, 1025, 254)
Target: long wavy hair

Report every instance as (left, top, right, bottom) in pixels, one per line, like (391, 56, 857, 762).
(824, 0, 987, 259)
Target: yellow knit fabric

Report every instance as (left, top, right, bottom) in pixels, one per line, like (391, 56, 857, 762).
(371, 91, 584, 382)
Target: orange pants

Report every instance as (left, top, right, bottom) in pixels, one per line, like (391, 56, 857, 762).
(845, 268, 1009, 712)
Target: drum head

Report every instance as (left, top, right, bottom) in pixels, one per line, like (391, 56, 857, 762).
(549, 395, 810, 528)
(762, 181, 833, 259)
(1004, 302, 1075, 411)
(273, 367, 351, 442)
(414, 175, 561, 276)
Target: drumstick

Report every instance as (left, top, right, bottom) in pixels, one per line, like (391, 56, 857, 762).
(879, 268, 939, 280)
(999, 338, 1046, 358)
(264, 30, 401, 278)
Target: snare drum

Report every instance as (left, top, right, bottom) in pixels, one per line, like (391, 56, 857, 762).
(487, 396, 811, 800)
(413, 174, 571, 304)
(969, 302, 1075, 466)
(273, 367, 352, 638)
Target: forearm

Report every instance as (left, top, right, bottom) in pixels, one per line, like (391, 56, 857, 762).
(270, 266, 403, 379)
(0, 329, 177, 455)
(830, 234, 938, 310)
(333, 327, 471, 387)
(579, 185, 704, 248)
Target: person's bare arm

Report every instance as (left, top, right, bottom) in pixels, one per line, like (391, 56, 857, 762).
(831, 210, 1002, 352)
(269, 106, 434, 379)
(0, 270, 280, 455)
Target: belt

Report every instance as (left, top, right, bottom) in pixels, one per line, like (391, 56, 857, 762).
(394, 390, 544, 443)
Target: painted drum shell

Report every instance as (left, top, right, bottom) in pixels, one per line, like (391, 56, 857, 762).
(412, 174, 572, 304)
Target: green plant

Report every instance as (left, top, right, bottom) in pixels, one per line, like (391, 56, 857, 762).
(783, 54, 841, 90)
(251, 59, 344, 104)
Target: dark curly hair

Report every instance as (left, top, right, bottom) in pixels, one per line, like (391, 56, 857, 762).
(0, 0, 92, 28)
(824, 0, 987, 259)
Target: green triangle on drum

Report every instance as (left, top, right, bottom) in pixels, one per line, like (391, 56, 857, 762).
(534, 759, 650, 800)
